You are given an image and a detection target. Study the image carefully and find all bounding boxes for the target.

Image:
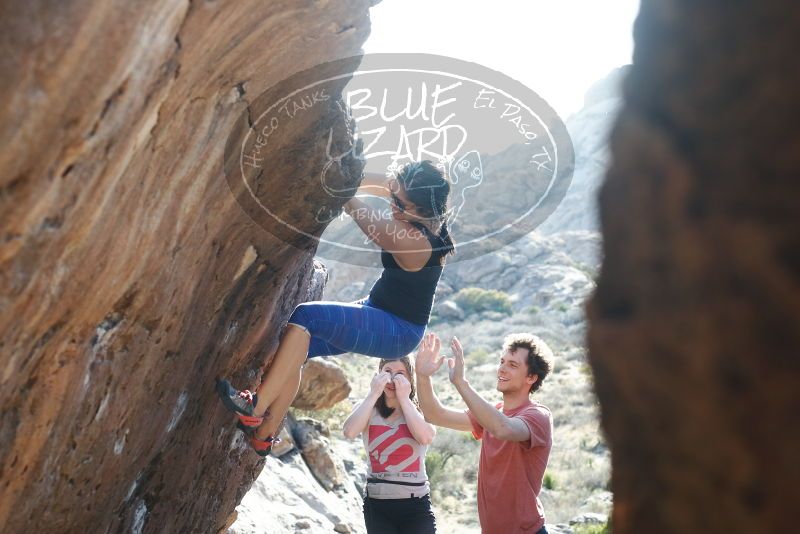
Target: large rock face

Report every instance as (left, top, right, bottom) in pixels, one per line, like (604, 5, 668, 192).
(588, 1, 800, 532)
(0, 1, 374, 532)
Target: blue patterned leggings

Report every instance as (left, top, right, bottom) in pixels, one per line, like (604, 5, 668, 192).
(287, 298, 426, 359)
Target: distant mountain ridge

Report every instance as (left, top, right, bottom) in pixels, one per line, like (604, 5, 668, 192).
(538, 65, 630, 234)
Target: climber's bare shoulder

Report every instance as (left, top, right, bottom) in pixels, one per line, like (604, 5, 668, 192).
(385, 222, 433, 272)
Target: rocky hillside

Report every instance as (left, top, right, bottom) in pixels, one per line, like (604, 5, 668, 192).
(538, 66, 630, 234)
(0, 2, 375, 532)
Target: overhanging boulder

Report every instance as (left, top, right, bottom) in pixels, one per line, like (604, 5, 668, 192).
(0, 1, 375, 532)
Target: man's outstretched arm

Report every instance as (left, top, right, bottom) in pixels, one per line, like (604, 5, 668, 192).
(415, 333, 472, 432)
(448, 337, 531, 443)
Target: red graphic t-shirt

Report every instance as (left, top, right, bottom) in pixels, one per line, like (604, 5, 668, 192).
(362, 409, 430, 499)
(467, 400, 553, 534)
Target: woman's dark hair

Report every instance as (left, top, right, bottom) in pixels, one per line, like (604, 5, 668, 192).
(375, 356, 417, 419)
(395, 160, 456, 257)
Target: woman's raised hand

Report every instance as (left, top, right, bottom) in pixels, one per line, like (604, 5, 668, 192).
(369, 371, 392, 396)
(416, 333, 444, 377)
(393, 373, 412, 398)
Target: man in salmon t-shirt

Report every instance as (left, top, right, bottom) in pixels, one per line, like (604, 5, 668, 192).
(415, 332, 554, 534)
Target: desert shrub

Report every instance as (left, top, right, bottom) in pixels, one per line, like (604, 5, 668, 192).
(543, 472, 557, 490)
(426, 430, 480, 501)
(293, 401, 352, 433)
(426, 449, 455, 484)
(574, 522, 611, 534)
(453, 287, 513, 316)
(468, 347, 492, 365)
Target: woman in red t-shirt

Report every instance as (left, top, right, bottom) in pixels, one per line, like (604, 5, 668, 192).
(343, 356, 438, 534)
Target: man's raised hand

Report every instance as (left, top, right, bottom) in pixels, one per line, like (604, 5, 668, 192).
(447, 336, 467, 386)
(416, 333, 445, 377)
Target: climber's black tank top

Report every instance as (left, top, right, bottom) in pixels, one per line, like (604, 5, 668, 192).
(367, 222, 448, 326)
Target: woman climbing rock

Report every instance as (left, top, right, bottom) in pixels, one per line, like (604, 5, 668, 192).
(216, 159, 455, 455)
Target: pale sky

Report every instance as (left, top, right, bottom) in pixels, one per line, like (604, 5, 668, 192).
(363, 0, 639, 119)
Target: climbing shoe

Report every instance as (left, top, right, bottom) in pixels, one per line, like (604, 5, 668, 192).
(249, 434, 280, 457)
(215, 378, 264, 433)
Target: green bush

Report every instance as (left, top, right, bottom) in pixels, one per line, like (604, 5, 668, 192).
(293, 402, 352, 432)
(425, 449, 454, 484)
(468, 347, 492, 365)
(573, 522, 611, 534)
(453, 287, 513, 316)
(426, 430, 480, 501)
(542, 472, 557, 490)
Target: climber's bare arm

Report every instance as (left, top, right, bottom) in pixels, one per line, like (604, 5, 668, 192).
(356, 172, 393, 198)
(343, 197, 432, 271)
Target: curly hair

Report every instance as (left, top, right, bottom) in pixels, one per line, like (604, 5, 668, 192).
(502, 333, 554, 394)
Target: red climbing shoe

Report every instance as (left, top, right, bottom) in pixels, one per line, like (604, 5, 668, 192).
(248, 434, 280, 457)
(215, 378, 264, 433)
